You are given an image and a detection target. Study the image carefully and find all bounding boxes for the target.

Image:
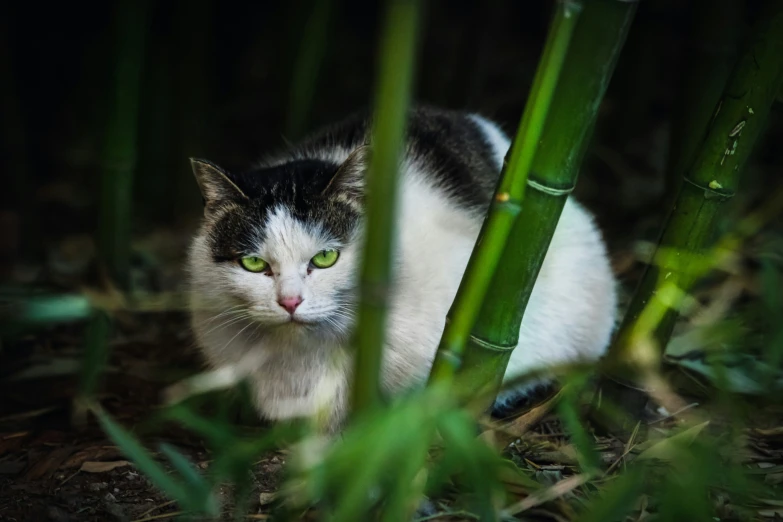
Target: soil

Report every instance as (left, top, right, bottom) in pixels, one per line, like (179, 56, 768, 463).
(0, 311, 285, 522)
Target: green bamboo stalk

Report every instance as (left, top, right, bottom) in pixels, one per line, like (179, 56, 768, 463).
(285, 0, 334, 140)
(80, 0, 148, 409)
(457, 0, 637, 399)
(608, 1, 783, 374)
(351, 0, 421, 414)
(137, 25, 175, 225)
(666, 0, 743, 198)
(427, 0, 582, 385)
(173, 0, 213, 219)
(99, 0, 149, 289)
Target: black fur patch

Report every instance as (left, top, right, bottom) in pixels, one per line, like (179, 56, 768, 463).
(207, 160, 360, 260)
(204, 106, 503, 261)
(290, 105, 501, 211)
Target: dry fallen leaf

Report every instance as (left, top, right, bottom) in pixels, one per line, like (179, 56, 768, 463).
(79, 460, 131, 473)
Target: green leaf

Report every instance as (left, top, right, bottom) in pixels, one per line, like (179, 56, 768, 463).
(94, 407, 188, 504)
(496, 459, 541, 491)
(576, 470, 644, 522)
(158, 443, 219, 516)
(558, 377, 601, 473)
(636, 421, 710, 462)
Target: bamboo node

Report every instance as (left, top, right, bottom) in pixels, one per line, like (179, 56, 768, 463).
(495, 192, 510, 203)
(468, 334, 516, 352)
(682, 176, 734, 200)
(526, 177, 574, 197)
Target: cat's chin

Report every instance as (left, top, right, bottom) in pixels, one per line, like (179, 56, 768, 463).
(269, 316, 350, 341)
(269, 316, 326, 330)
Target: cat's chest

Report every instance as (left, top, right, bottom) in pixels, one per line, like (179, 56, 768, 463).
(253, 341, 350, 419)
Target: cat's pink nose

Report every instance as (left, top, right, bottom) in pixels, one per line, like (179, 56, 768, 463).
(278, 296, 303, 314)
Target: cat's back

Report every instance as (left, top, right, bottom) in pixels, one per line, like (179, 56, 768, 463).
(287, 106, 504, 214)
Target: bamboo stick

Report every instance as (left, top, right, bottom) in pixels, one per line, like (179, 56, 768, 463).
(456, 0, 637, 401)
(666, 0, 743, 199)
(606, 0, 783, 386)
(285, 0, 334, 140)
(99, 0, 149, 290)
(81, 0, 149, 406)
(428, 0, 582, 385)
(172, 0, 213, 219)
(351, 0, 421, 414)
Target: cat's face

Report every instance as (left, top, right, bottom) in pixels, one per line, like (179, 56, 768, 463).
(188, 153, 365, 340)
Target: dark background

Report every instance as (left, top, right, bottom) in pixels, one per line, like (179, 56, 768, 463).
(6, 0, 779, 290)
(2, 1, 783, 520)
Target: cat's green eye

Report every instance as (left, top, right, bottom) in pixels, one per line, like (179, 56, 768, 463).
(239, 256, 269, 273)
(311, 250, 339, 269)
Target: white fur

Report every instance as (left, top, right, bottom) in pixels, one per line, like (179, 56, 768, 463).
(189, 115, 617, 429)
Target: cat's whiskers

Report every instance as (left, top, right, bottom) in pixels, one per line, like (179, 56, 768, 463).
(219, 319, 260, 355)
(201, 311, 254, 337)
(203, 304, 246, 324)
(205, 305, 245, 319)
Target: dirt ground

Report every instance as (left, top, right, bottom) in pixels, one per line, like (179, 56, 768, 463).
(0, 310, 287, 522)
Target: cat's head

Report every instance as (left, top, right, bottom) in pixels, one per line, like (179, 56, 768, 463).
(188, 148, 367, 340)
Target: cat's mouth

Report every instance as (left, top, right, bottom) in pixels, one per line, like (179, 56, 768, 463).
(286, 315, 321, 327)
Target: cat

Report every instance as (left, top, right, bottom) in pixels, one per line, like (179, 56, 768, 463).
(187, 106, 618, 431)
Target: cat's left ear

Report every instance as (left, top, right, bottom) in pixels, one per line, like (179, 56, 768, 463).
(322, 145, 369, 206)
(190, 158, 249, 207)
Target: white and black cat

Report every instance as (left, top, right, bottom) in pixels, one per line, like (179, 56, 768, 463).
(187, 106, 617, 431)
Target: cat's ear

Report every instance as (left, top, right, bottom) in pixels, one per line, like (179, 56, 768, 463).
(190, 158, 248, 206)
(322, 145, 369, 206)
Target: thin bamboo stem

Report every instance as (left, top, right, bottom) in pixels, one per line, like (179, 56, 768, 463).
(173, 0, 213, 219)
(99, 0, 149, 290)
(666, 0, 743, 199)
(81, 0, 148, 408)
(609, 0, 783, 375)
(285, 0, 333, 140)
(428, 0, 582, 384)
(458, 0, 638, 400)
(351, 0, 421, 414)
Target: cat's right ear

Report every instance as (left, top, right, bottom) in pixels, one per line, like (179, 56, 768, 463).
(190, 158, 248, 210)
(322, 145, 369, 207)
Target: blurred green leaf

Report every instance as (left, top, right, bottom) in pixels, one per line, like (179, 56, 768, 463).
(576, 470, 644, 522)
(558, 375, 601, 473)
(94, 406, 212, 515)
(636, 421, 709, 462)
(158, 443, 219, 515)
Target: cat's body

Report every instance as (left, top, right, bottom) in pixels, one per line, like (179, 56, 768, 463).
(188, 106, 617, 430)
